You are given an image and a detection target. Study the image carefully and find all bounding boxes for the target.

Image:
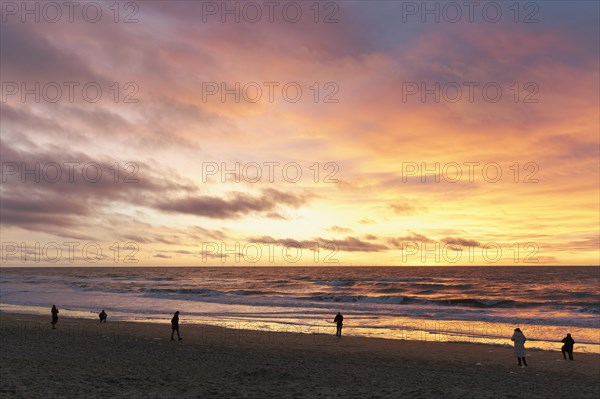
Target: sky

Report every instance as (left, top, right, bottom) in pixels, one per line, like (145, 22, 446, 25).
(1, 0, 599, 266)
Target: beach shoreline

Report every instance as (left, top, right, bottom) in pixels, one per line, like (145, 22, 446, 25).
(3, 266, 599, 356)
(1, 312, 598, 398)
(3, 302, 599, 354)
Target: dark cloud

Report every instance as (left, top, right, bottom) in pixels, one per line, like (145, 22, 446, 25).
(190, 226, 228, 241)
(153, 189, 312, 219)
(387, 232, 434, 247)
(0, 138, 194, 238)
(316, 236, 387, 252)
(0, 140, 313, 239)
(175, 250, 194, 255)
(140, 1, 384, 61)
(249, 235, 388, 253)
(119, 234, 181, 245)
(0, 22, 104, 83)
(153, 253, 172, 259)
(265, 212, 287, 220)
(441, 237, 481, 247)
(198, 250, 241, 260)
(0, 104, 74, 141)
(1, 97, 222, 151)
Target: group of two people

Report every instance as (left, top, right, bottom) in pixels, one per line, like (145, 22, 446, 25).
(49, 305, 107, 329)
(168, 311, 341, 340)
(168, 311, 343, 340)
(511, 327, 576, 366)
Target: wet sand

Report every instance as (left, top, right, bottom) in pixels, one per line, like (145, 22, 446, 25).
(1, 312, 598, 398)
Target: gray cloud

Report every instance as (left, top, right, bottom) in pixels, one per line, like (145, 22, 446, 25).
(153, 253, 172, 259)
(153, 189, 312, 219)
(387, 232, 435, 247)
(441, 237, 481, 247)
(0, 22, 104, 84)
(249, 235, 388, 253)
(0, 140, 313, 239)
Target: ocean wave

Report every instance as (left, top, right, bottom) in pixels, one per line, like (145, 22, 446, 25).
(307, 295, 407, 304)
(314, 279, 355, 287)
(304, 294, 525, 308)
(578, 306, 600, 314)
(227, 290, 275, 296)
(372, 277, 431, 283)
(68, 282, 132, 294)
(404, 297, 518, 308)
(376, 288, 405, 294)
(411, 283, 474, 290)
(141, 288, 221, 296)
(144, 277, 176, 282)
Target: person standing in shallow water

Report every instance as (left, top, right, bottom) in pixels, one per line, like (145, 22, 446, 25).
(333, 312, 344, 337)
(561, 333, 575, 360)
(50, 305, 59, 329)
(511, 328, 527, 367)
(171, 311, 182, 341)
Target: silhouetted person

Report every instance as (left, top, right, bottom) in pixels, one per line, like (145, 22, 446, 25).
(333, 312, 344, 337)
(51, 305, 59, 329)
(561, 333, 575, 360)
(171, 311, 182, 341)
(99, 310, 107, 323)
(511, 327, 527, 367)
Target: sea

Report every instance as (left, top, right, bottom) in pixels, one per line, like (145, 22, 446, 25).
(1, 266, 599, 353)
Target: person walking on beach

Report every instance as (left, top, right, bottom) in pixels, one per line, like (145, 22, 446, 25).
(511, 327, 527, 367)
(171, 311, 182, 341)
(561, 333, 575, 360)
(99, 310, 107, 323)
(50, 305, 59, 329)
(333, 312, 344, 337)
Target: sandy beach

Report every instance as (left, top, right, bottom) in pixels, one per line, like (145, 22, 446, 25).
(1, 312, 598, 398)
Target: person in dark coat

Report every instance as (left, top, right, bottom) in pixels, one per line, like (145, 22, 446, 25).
(171, 311, 182, 341)
(561, 333, 575, 360)
(50, 305, 59, 329)
(333, 312, 344, 337)
(99, 310, 107, 323)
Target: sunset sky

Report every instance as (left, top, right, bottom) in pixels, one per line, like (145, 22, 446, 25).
(1, 1, 598, 266)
